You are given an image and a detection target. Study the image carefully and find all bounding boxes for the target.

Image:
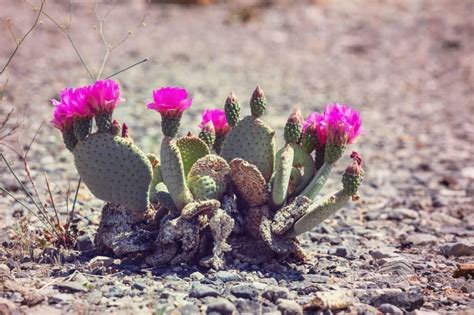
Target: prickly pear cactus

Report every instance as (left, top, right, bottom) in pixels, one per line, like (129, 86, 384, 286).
(73, 133, 153, 210)
(187, 155, 230, 201)
(176, 135, 210, 176)
(221, 116, 276, 181)
(160, 137, 194, 210)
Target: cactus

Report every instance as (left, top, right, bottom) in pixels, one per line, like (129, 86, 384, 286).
(160, 137, 194, 210)
(187, 155, 230, 201)
(176, 134, 210, 176)
(54, 82, 365, 268)
(221, 116, 275, 181)
(73, 132, 153, 210)
(229, 158, 268, 206)
(224, 92, 240, 127)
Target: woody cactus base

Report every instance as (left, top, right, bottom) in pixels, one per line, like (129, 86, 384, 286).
(52, 80, 364, 269)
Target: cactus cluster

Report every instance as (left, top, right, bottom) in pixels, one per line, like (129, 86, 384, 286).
(52, 80, 364, 269)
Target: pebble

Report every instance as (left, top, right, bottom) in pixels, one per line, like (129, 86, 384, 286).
(190, 271, 205, 281)
(131, 280, 147, 291)
(439, 242, 474, 257)
(370, 247, 400, 260)
(388, 208, 419, 220)
(328, 246, 349, 257)
(87, 289, 103, 305)
(56, 281, 89, 293)
(262, 286, 290, 302)
(89, 256, 114, 269)
(215, 271, 240, 282)
(406, 233, 438, 246)
(230, 284, 258, 300)
(277, 298, 303, 315)
(76, 234, 94, 252)
(206, 297, 236, 314)
(379, 303, 404, 314)
(189, 283, 220, 298)
(177, 304, 201, 314)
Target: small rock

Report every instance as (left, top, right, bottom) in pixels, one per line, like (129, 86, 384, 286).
(370, 248, 399, 260)
(189, 283, 220, 298)
(262, 286, 290, 302)
(388, 208, 419, 220)
(379, 303, 403, 314)
(131, 280, 147, 291)
(48, 293, 74, 304)
(0, 298, 17, 314)
(328, 246, 349, 257)
(87, 289, 102, 305)
(439, 242, 474, 257)
(10, 292, 23, 303)
(56, 281, 89, 293)
(277, 299, 303, 315)
(190, 271, 205, 281)
(0, 264, 10, 275)
(76, 234, 94, 251)
(206, 297, 236, 314)
(230, 284, 258, 300)
(104, 286, 126, 298)
(215, 271, 240, 282)
(178, 304, 201, 314)
(89, 256, 114, 269)
(406, 234, 438, 246)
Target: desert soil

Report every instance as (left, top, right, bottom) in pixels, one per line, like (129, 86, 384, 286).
(0, 0, 473, 314)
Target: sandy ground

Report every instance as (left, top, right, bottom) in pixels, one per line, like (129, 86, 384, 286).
(0, 0, 473, 314)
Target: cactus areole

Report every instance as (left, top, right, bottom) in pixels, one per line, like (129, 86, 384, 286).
(52, 82, 364, 269)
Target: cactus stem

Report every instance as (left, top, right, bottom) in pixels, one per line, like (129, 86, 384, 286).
(301, 161, 333, 200)
(287, 190, 350, 237)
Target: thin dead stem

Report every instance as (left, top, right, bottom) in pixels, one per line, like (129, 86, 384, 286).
(0, 0, 46, 75)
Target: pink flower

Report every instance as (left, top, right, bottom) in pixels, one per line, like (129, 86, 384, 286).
(87, 79, 123, 114)
(147, 86, 192, 117)
(199, 109, 230, 136)
(303, 112, 327, 147)
(51, 100, 73, 131)
(324, 103, 362, 145)
(51, 87, 91, 130)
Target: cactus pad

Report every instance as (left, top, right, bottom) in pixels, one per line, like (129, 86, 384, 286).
(176, 135, 210, 176)
(73, 133, 153, 210)
(271, 144, 294, 208)
(220, 116, 275, 181)
(187, 154, 230, 201)
(160, 137, 194, 209)
(229, 158, 268, 206)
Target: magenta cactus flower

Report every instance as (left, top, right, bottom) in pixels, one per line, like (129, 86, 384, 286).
(87, 79, 123, 114)
(199, 109, 230, 136)
(51, 101, 73, 131)
(147, 86, 192, 118)
(52, 87, 92, 120)
(303, 112, 327, 148)
(324, 103, 362, 146)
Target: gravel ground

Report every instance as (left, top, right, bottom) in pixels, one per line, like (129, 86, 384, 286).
(0, 0, 473, 314)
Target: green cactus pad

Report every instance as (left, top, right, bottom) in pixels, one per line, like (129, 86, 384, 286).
(288, 167, 302, 196)
(292, 145, 316, 194)
(176, 135, 210, 176)
(187, 175, 221, 201)
(187, 154, 230, 201)
(73, 132, 153, 210)
(199, 130, 215, 149)
(271, 144, 294, 209)
(160, 137, 194, 210)
(220, 116, 275, 181)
